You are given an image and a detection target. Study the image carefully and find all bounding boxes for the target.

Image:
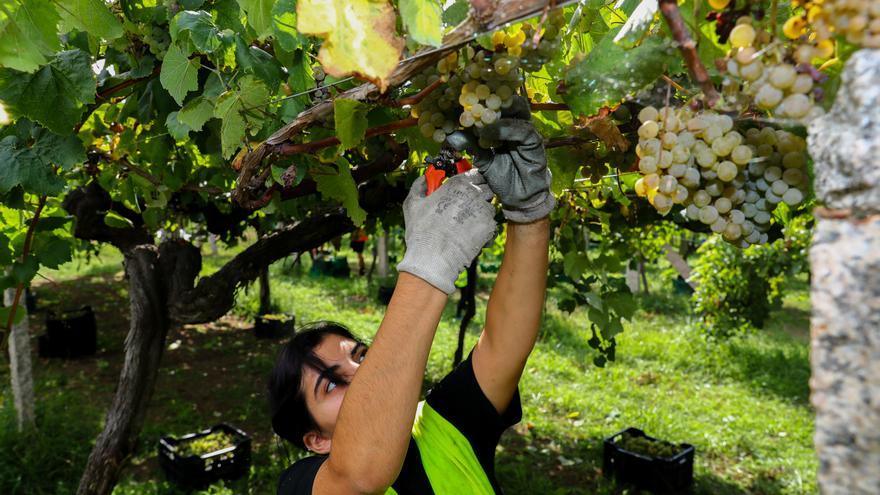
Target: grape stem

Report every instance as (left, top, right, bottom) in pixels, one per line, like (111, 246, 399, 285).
(392, 78, 446, 107)
(658, 0, 720, 107)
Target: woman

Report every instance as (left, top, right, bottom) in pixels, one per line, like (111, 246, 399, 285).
(269, 101, 553, 494)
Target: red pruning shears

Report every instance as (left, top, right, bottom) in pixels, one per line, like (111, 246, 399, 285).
(424, 147, 472, 196)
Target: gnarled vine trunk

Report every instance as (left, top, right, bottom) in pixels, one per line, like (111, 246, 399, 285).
(76, 246, 169, 495)
(66, 176, 402, 494)
(808, 49, 880, 494)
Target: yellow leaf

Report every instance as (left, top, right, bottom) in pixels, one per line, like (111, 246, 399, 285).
(296, 0, 404, 91)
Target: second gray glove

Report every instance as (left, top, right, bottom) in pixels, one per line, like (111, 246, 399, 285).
(396, 169, 497, 294)
(446, 96, 555, 224)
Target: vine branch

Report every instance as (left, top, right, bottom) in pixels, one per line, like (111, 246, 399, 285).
(74, 66, 161, 133)
(393, 78, 445, 107)
(531, 102, 569, 111)
(658, 0, 720, 107)
(278, 118, 418, 155)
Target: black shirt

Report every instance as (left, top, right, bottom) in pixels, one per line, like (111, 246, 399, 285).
(277, 351, 522, 494)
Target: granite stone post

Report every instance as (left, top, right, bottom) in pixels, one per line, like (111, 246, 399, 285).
(808, 49, 880, 495)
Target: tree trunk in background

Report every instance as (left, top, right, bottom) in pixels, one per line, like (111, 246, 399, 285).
(625, 262, 640, 293)
(208, 234, 219, 255)
(3, 287, 35, 432)
(259, 266, 272, 315)
(377, 229, 389, 279)
(77, 246, 169, 495)
(637, 256, 649, 294)
(807, 49, 880, 495)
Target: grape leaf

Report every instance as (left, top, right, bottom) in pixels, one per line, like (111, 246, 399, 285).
(57, 0, 124, 41)
(166, 111, 193, 140)
(160, 44, 201, 105)
(272, 0, 304, 51)
(563, 251, 590, 280)
(334, 98, 368, 150)
(214, 93, 247, 159)
(170, 10, 223, 53)
(547, 146, 587, 196)
(104, 210, 134, 229)
(612, 0, 657, 49)
(0, 49, 96, 134)
(297, 0, 404, 91)
(30, 128, 86, 170)
(562, 32, 677, 118)
(0, 0, 61, 72)
(314, 158, 367, 226)
(442, 0, 469, 26)
(178, 95, 214, 131)
(32, 234, 72, 269)
(234, 36, 282, 89)
(399, 0, 442, 47)
(237, 0, 274, 39)
(287, 50, 314, 92)
(213, 75, 269, 158)
(33, 216, 71, 232)
(0, 233, 11, 265)
(0, 136, 64, 195)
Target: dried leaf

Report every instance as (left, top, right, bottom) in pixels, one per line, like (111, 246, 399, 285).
(296, 0, 404, 91)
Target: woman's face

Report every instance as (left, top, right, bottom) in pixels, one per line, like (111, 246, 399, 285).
(300, 333, 367, 453)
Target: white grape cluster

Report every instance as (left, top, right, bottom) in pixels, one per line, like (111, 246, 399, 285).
(411, 53, 463, 143)
(723, 22, 825, 123)
(633, 106, 810, 247)
(786, 0, 880, 48)
(411, 47, 523, 145)
(455, 45, 524, 147)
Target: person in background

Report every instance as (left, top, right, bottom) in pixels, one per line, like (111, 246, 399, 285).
(350, 228, 369, 276)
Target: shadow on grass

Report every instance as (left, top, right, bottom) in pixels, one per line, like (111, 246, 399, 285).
(0, 393, 102, 494)
(723, 336, 811, 405)
(635, 290, 693, 318)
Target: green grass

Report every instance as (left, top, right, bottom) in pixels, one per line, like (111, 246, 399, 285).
(1, 241, 816, 494)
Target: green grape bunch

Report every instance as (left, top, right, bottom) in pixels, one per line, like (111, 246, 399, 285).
(141, 23, 171, 60)
(174, 431, 239, 458)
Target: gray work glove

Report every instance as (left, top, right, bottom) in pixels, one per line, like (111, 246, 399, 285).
(396, 169, 497, 294)
(446, 96, 555, 224)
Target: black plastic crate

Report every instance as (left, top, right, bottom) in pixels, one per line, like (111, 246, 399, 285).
(603, 427, 695, 494)
(254, 313, 295, 339)
(39, 306, 97, 358)
(158, 423, 251, 490)
(310, 256, 350, 278)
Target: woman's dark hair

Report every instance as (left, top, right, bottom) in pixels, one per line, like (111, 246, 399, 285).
(268, 321, 362, 450)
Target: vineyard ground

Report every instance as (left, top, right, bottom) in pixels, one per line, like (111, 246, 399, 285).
(0, 241, 815, 494)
